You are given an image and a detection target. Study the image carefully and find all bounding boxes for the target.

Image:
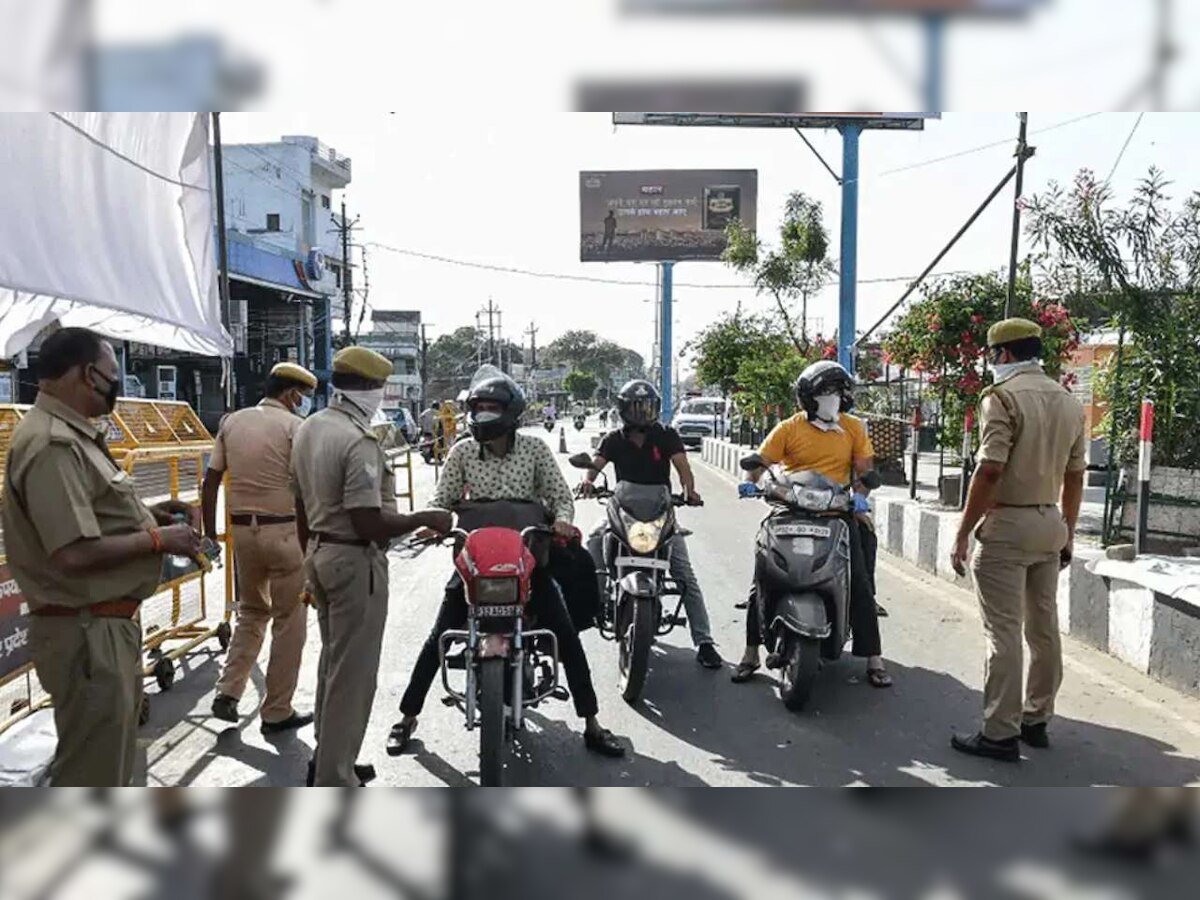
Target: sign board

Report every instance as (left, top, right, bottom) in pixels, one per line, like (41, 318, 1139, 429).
(623, 1, 1043, 15)
(580, 169, 758, 263)
(576, 79, 806, 114)
(612, 112, 934, 130)
(0, 564, 31, 682)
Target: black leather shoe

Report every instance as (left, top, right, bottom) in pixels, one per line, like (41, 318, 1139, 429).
(211, 694, 239, 723)
(584, 727, 626, 758)
(1020, 722, 1050, 748)
(261, 711, 314, 735)
(696, 643, 722, 669)
(306, 758, 378, 786)
(950, 731, 1020, 762)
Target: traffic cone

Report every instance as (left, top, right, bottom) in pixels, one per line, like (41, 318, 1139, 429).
(559, 426, 568, 454)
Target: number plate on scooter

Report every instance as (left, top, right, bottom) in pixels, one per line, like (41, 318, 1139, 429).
(475, 604, 521, 617)
(772, 523, 831, 538)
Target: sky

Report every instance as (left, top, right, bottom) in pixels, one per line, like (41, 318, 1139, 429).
(220, 109, 1200, 374)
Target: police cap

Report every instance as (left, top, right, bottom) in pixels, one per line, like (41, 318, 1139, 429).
(986, 317, 1042, 348)
(333, 346, 392, 382)
(268, 362, 317, 389)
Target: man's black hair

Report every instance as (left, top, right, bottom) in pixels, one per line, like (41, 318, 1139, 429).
(994, 336, 1044, 362)
(265, 374, 311, 398)
(331, 371, 381, 391)
(37, 328, 109, 380)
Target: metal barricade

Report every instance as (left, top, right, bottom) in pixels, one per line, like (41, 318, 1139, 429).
(0, 399, 234, 735)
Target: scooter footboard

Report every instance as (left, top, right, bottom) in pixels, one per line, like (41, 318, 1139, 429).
(769, 593, 831, 640)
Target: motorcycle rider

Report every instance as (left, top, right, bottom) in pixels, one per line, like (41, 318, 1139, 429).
(579, 380, 723, 670)
(731, 361, 892, 689)
(387, 369, 626, 759)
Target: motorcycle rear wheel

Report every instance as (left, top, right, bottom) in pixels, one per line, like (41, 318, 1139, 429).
(478, 658, 507, 787)
(617, 594, 656, 705)
(779, 635, 820, 712)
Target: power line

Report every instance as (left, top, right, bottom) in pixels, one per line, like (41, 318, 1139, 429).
(1105, 112, 1146, 184)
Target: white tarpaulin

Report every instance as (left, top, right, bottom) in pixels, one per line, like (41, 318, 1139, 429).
(0, 112, 232, 358)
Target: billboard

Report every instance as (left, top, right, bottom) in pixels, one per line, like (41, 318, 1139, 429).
(580, 169, 757, 263)
(0, 564, 31, 682)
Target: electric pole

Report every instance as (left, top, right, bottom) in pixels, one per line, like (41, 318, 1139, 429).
(477, 298, 501, 367)
(1005, 112, 1034, 317)
(525, 322, 538, 403)
(331, 200, 361, 345)
(419, 322, 431, 411)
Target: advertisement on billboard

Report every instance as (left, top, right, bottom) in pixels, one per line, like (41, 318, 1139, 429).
(0, 564, 31, 682)
(580, 169, 758, 263)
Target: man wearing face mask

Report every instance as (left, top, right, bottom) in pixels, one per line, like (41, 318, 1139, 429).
(731, 361, 892, 689)
(202, 362, 317, 733)
(1, 327, 201, 785)
(949, 319, 1086, 762)
(291, 347, 453, 786)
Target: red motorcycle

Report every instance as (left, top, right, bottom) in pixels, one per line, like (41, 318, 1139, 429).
(429, 501, 569, 786)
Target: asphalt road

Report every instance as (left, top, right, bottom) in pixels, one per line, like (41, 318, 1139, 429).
(136, 422, 1200, 788)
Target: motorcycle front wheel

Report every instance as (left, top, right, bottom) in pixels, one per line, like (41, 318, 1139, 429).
(779, 634, 820, 712)
(617, 594, 656, 705)
(478, 658, 508, 786)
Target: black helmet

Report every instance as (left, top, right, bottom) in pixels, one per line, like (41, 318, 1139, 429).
(616, 379, 661, 428)
(794, 360, 855, 420)
(466, 371, 527, 442)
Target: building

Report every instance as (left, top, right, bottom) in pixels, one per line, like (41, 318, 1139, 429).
(358, 310, 423, 417)
(124, 134, 352, 431)
(1064, 330, 1120, 468)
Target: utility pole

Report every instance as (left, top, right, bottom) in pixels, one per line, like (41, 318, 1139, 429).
(419, 322, 431, 411)
(331, 200, 361, 345)
(525, 322, 538, 403)
(211, 112, 234, 410)
(1005, 113, 1034, 318)
(477, 298, 501, 367)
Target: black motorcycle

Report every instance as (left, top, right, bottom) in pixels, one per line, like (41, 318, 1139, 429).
(543, 417, 555, 432)
(569, 453, 701, 704)
(573, 415, 586, 431)
(739, 453, 879, 711)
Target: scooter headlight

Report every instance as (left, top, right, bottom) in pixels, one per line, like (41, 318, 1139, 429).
(622, 512, 666, 553)
(791, 485, 837, 512)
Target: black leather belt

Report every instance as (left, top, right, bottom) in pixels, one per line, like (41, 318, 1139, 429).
(995, 503, 1057, 509)
(231, 514, 296, 526)
(312, 532, 372, 548)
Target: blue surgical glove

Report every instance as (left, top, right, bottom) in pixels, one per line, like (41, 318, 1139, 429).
(852, 494, 871, 514)
(737, 482, 759, 498)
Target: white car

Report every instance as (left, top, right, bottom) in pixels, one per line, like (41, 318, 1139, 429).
(671, 396, 729, 447)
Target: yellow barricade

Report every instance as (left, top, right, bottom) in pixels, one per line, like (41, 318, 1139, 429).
(0, 399, 234, 734)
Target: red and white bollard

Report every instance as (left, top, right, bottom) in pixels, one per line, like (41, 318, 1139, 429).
(1135, 398, 1154, 554)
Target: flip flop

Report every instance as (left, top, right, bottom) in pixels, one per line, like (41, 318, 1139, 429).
(386, 720, 417, 756)
(730, 661, 760, 683)
(866, 667, 893, 689)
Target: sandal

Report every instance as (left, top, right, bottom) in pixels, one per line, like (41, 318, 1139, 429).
(866, 667, 893, 689)
(584, 727, 626, 758)
(730, 661, 760, 683)
(386, 719, 417, 756)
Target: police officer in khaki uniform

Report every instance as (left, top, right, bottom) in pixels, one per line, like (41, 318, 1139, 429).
(202, 361, 317, 733)
(291, 346, 450, 786)
(1, 328, 200, 786)
(950, 318, 1087, 762)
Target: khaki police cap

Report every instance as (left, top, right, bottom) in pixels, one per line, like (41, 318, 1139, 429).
(987, 317, 1042, 348)
(269, 362, 317, 389)
(333, 346, 393, 382)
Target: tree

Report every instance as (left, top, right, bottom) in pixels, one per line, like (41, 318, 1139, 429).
(427, 327, 482, 381)
(564, 370, 598, 402)
(685, 311, 774, 398)
(723, 191, 837, 349)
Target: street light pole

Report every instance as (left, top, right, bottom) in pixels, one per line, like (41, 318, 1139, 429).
(1005, 112, 1032, 318)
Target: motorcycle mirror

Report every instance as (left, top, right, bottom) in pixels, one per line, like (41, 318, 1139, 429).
(739, 453, 765, 472)
(568, 453, 594, 469)
(859, 470, 882, 491)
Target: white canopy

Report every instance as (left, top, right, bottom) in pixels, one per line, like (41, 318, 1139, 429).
(0, 112, 232, 358)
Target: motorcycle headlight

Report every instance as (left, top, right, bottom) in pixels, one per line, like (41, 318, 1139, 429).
(472, 577, 520, 606)
(623, 513, 666, 553)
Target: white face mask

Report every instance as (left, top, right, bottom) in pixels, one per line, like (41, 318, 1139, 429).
(294, 393, 313, 418)
(814, 393, 841, 423)
(338, 388, 384, 419)
(990, 358, 1041, 385)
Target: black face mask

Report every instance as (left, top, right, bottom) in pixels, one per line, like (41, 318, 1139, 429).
(90, 367, 120, 414)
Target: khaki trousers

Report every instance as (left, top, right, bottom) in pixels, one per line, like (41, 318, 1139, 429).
(216, 522, 308, 723)
(31, 615, 141, 786)
(307, 542, 389, 787)
(971, 506, 1068, 741)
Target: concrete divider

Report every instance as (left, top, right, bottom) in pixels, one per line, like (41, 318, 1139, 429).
(700, 437, 1200, 697)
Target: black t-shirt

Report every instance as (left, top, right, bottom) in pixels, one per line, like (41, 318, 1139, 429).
(598, 424, 685, 486)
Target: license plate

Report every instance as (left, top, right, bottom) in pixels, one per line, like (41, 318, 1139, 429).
(773, 523, 831, 538)
(475, 604, 521, 617)
(614, 556, 670, 571)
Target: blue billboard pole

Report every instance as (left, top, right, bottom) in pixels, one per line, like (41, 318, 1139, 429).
(837, 124, 861, 374)
(660, 261, 674, 422)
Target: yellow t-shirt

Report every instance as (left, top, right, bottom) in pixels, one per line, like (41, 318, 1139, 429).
(758, 413, 874, 484)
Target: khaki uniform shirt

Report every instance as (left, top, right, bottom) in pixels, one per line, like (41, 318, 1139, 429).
(211, 398, 299, 516)
(977, 368, 1088, 506)
(290, 396, 396, 540)
(1, 394, 160, 610)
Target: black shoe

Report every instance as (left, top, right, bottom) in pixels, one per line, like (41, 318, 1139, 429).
(696, 643, 722, 669)
(306, 758, 378, 786)
(261, 711, 314, 735)
(584, 727, 626, 758)
(950, 731, 1020, 762)
(1020, 722, 1050, 748)
(211, 694, 239, 723)
(386, 720, 417, 756)
(876, 603, 889, 617)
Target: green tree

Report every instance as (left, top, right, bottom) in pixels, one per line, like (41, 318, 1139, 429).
(685, 311, 772, 398)
(564, 370, 598, 402)
(544, 329, 625, 383)
(723, 192, 837, 349)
